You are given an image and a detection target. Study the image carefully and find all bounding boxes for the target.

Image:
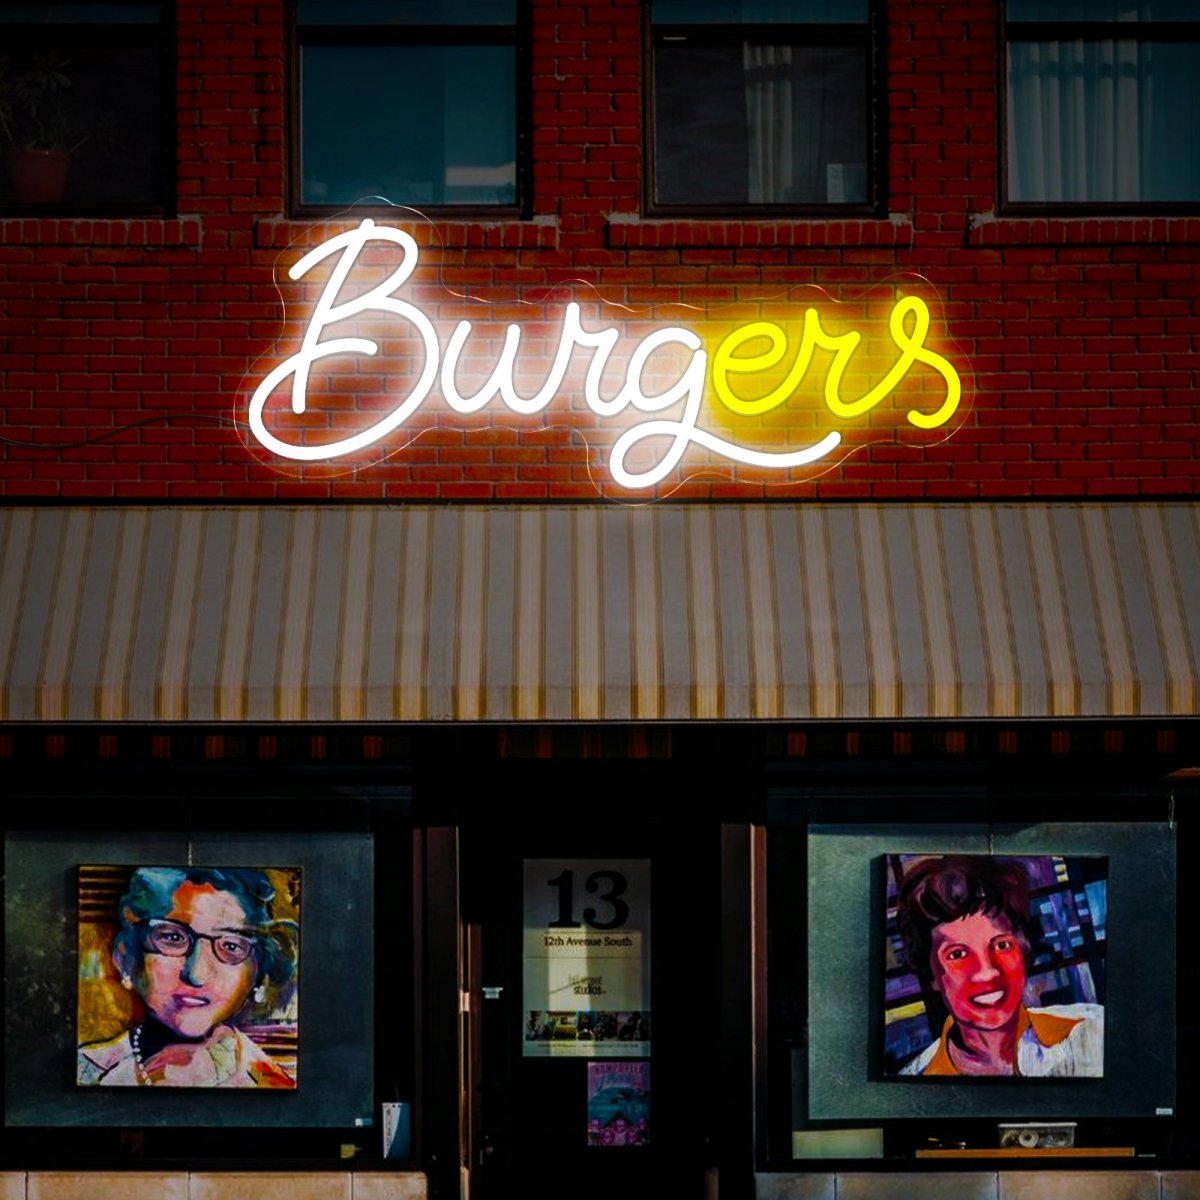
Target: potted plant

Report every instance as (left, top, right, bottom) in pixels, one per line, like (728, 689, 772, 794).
(0, 50, 85, 204)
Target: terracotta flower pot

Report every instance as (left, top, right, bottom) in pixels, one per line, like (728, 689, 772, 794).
(0, 148, 71, 204)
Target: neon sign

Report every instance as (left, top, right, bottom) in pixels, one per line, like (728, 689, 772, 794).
(249, 219, 962, 491)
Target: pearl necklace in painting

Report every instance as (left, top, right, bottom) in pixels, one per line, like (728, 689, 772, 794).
(129, 1023, 149, 1084)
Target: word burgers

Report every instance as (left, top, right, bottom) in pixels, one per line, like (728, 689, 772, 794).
(249, 220, 961, 490)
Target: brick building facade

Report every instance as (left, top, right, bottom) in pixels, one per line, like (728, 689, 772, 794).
(1, 1, 1196, 503)
(1, 3, 1198, 1199)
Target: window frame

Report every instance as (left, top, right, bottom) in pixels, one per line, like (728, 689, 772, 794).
(999, 1, 1200, 215)
(0, 2, 175, 217)
(643, 0, 884, 219)
(756, 751, 1192, 1174)
(288, 0, 531, 220)
(0, 738, 423, 1169)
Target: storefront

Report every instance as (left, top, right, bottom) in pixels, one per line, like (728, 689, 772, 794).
(2, 1, 1199, 1198)
(1, 502, 1197, 1199)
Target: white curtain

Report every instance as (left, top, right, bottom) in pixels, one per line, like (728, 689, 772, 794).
(743, 43, 794, 204)
(1008, 37, 1200, 203)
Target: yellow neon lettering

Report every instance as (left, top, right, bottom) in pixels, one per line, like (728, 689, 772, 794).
(808, 313, 862, 414)
(896, 296, 961, 429)
(712, 295, 960, 432)
(714, 322, 789, 415)
(824, 295, 960, 429)
(713, 312, 849, 416)
(250, 221, 963, 490)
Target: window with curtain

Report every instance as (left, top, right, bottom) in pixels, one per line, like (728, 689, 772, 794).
(1005, 0, 1200, 207)
(649, 0, 874, 213)
(295, 0, 522, 214)
(0, 2, 168, 212)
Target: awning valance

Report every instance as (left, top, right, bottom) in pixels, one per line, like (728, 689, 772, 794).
(0, 502, 1196, 723)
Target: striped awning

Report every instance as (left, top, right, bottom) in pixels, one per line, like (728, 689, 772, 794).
(0, 502, 1197, 723)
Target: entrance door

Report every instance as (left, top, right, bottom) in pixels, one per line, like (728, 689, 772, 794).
(459, 763, 716, 1199)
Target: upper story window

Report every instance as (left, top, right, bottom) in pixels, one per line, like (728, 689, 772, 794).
(1004, 0, 1200, 208)
(294, 0, 524, 215)
(0, 2, 169, 212)
(647, 0, 876, 214)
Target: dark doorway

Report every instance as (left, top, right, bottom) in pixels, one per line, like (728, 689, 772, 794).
(457, 758, 719, 1199)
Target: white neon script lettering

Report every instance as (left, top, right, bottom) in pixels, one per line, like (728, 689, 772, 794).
(249, 219, 960, 489)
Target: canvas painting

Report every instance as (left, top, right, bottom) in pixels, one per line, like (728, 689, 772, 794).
(883, 854, 1106, 1078)
(76, 864, 300, 1088)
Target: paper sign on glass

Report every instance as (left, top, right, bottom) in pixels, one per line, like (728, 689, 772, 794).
(523, 859, 650, 1058)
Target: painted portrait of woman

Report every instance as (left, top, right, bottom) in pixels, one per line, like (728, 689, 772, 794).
(76, 865, 300, 1089)
(886, 854, 1104, 1078)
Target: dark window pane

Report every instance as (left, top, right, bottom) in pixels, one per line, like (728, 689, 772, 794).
(301, 45, 516, 206)
(1007, 39, 1200, 202)
(654, 42, 867, 206)
(0, 43, 161, 205)
(298, 0, 516, 25)
(652, 0, 867, 23)
(0, 3, 159, 22)
(1007, 0, 1200, 23)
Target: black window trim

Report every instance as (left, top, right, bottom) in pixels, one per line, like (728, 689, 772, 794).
(0, 2, 176, 218)
(643, 0, 885, 220)
(999, 1, 1200, 216)
(288, 0, 532, 221)
(756, 751, 1195, 1173)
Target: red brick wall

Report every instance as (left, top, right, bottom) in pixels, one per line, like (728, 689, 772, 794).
(1, 0, 1197, 501)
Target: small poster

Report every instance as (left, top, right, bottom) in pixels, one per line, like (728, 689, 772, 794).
(382, 1101, 411, 1159)
(587, 1061, 650, 1146)
(523, 859, 650, 1057)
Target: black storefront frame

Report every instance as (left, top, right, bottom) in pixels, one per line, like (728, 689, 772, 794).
(0, 722, 751, 1199)
(753, 718, 1200, 1192)
(425, 722, 753, 1200)
(1, 719, 1198, 1199)
(0, 730, 425, 1174)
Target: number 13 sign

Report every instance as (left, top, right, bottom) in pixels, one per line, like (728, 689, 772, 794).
(522, 860, 651, 1059)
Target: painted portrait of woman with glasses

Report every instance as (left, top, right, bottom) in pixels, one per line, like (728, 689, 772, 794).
(76, 865, 300, 1088)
